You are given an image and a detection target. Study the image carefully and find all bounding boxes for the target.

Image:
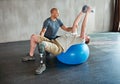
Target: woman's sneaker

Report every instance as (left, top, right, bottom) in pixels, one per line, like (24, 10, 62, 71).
(22, 53, 36, 62)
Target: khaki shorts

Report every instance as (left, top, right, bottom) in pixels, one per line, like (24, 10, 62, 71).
(37, 35, 64, 55)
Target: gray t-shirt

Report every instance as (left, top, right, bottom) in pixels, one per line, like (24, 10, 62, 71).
(43, 17, 63, 39)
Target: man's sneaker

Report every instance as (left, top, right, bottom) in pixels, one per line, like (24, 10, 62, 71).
(22, 53, 35, 62)
(35, 64, 46, 75)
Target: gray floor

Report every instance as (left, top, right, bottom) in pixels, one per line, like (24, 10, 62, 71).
(0, 32, 120, 84)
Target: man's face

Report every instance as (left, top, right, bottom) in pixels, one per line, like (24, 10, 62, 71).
(51, 10, 59, 18)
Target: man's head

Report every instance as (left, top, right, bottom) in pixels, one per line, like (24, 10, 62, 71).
(50, 8, 59, 19)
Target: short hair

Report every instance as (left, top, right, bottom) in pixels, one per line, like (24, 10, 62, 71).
(50, 8, 58, 13)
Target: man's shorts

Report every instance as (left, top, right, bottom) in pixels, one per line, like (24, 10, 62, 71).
(37, 35, 64, 55)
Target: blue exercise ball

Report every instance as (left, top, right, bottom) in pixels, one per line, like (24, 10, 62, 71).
(57, 43, 89, 65)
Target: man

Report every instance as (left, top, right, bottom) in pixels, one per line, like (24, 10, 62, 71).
(22, 8, 74, 71)
(22, 8, 73, 60)
(22, 6, 91, 75)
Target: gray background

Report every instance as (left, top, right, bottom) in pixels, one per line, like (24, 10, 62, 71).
(0, 0, 114, 43)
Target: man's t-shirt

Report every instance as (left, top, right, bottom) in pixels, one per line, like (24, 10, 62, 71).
(56, 33, 85, 52)
(43, 17, 63, 39)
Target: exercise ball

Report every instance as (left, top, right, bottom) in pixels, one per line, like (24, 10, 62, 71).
(57, 43, 89, 65)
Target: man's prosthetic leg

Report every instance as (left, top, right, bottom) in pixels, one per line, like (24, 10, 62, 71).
(35, 42, 46, 75)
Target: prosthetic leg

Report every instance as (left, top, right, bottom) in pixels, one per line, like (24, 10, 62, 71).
(35, 43, 46, 75)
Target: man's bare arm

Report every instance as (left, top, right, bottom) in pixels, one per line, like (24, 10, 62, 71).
(61, 25, 73, 32)
(39, 28, 46, 37)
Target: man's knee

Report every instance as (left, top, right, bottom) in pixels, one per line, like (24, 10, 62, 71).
(31, 34, 39, 42)
(31, 34, 36, 38)
(38, 41, 46, 53)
